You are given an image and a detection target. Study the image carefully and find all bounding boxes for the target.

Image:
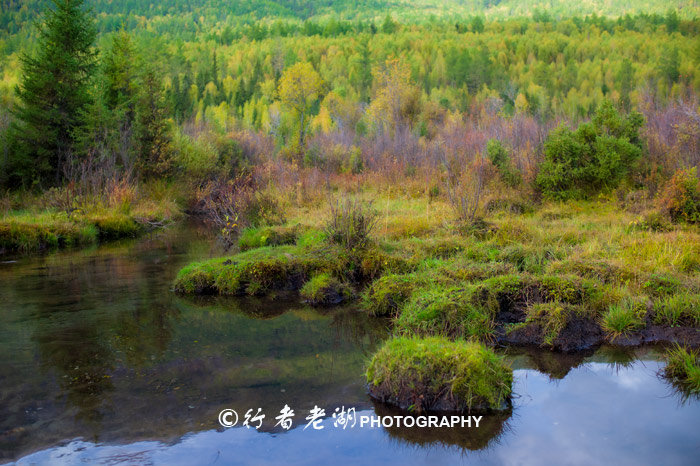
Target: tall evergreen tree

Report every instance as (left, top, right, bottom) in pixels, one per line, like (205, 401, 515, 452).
(134, 67, 172, 178)
(10, 0, 96, 186)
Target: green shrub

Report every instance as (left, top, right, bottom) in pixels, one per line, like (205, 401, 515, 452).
(366, 336, 512, 412)
(325, 197, 378, 250)
(536, 100, 643, 200)
(486, 139, 521, 187)
(642, 273, 681, 298)
(628, 211, 672, 232)
(658, 167, 700, 224)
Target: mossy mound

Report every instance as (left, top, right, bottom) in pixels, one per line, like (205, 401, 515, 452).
(89, 214, 143, 239)
(238, 225, 302, 251)
(502, 302, 603, 352)
(174, 243, 413, 297)
(300, 273, 354, 306)
(0, 220, 98, 253)
(175, 245, 320, 296)
(361, 273, 421, 317)
(395, 286, 494, 340)
(366, 336, 512, 412)
(471, 273, 603, 318)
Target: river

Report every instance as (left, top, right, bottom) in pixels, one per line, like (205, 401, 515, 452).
(1, 224, 698, 465)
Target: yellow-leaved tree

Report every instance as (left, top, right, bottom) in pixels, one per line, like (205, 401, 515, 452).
(277, 61, 324, 150)
(366, 59, 421, 134)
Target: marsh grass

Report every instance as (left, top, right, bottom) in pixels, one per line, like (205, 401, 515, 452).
(653, 293, 700, 327)
(0, 181, 182, 253)
(366, 336, 512, 412)
(177, 189, 699, 350)
(601, 297, 647, 337)
(324, 197, 379, 250)
(663, 345, 700, 395)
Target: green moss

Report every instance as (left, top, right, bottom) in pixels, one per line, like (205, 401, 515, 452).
(653, 293, 700, 327)
(361, 273, 419, 316)
(366, 336, 512, 412)
(89, 214, 143, 239)
(174, 242, 410, 298)
(0, 216, 96, 252)
(300, 273, 353, 306)
(238, 225, 301, 251)
(471, 273, 601, 313)
(522, 302, 594, 346)
(664, 346, 700, 395)
(601, 297, 647, 337)
(395, 286, 494, 340)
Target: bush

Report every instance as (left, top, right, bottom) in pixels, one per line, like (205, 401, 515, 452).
(628, 211, 672, 232)
(658, 167, 700, 224)
(324, 197, 378, 250)
(642, 273, 681, 298)
(366, 336, 512, 412)
(536, 100, 643, 200)
(486, 139, 521, 188)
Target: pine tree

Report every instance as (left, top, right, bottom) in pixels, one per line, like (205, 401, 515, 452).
(134, 67, 172, 178)
(10, 0, 96, 186)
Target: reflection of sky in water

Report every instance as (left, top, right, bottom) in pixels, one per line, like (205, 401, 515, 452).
(19, 360, 700, 466)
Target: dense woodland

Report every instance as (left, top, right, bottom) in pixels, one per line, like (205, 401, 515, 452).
(0, 0, 698, 227)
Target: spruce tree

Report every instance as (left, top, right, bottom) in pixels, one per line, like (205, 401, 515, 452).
(134, 67, 172, 178)
(10, 0, 96, 186)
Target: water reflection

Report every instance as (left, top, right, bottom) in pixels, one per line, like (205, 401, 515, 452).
(16, 360, 700, 466)
(0, 226, 387, 461)
(1, 225, 699, 464)
(372, 402, 512, 451)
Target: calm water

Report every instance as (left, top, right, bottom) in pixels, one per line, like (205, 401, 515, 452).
(1, 225, 698, 465)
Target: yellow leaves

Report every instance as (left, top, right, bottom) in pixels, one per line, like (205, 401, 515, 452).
(366, 58, 421, 133)
(277, 61, 324, 114)
(514, 93, 529, 114)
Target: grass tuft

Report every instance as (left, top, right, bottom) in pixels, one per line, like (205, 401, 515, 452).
(366, 336, 512, 412)
(663, 346, 700, 395)
(653, 294, 700, 327)
(601, 297, 647, 337)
